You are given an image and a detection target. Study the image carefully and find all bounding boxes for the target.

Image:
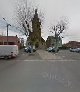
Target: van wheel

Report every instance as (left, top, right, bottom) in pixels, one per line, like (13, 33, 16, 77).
(8, 56, 12, 59)
(4, 56, 9, 60)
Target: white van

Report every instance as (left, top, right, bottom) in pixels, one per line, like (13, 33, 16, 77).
(0, 45, 19, 59)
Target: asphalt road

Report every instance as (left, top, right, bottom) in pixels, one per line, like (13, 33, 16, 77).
(0, 49, 80, 92)
(55, 50, 80, 60)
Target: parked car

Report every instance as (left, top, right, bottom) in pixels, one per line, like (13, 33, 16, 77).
(69, 48, 77, 52)
(52, 47, 55, 52)
(24, 47, 29, 52)
(24, 46, 31, 53)
(52, 47, 59, 52)
(24, 46, 36, 53)
(47, 47, 59, 52)
(47, 47, 53, 52)
(75, 48, 80, 53)
(69, 48, 80, 53)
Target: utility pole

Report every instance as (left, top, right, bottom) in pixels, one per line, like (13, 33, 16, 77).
(3, 18, 11, 45)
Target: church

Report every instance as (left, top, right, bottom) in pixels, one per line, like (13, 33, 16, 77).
(27, 9, 45, 49)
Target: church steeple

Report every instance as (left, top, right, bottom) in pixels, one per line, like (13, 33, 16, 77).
(32, 9, 41, 33)
(35, 9, 37, 13)
(34, 9, 38, 19)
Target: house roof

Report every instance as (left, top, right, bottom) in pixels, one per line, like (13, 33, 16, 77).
(0, 36, 20, 42)
(41, 37, 45, 42)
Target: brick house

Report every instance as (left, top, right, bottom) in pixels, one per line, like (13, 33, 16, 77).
(63, 41, 80, 48)
(0, 35, 21, 48)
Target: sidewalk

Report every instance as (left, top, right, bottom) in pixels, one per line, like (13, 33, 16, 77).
(36, 50, 62, 60)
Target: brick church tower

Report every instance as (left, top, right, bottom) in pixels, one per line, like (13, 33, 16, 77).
(27, 9, 45, 48)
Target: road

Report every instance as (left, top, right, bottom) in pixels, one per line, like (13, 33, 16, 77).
(55, 50, 80, 60)
(0, 49, 80, 92)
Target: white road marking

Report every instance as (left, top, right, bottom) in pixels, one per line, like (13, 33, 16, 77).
(23, 59, 79, 62)
(62, 56, 65, 57)
(11, 59, 80, 62)
(41, 72, 72, 88)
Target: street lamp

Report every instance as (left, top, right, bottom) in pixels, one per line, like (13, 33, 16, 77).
(3, 18, 11, 45)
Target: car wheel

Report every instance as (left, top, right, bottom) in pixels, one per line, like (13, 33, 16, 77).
(4, 56, 9, 60)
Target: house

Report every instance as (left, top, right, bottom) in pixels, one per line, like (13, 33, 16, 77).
(63, 41, 80, 48)
(46, 36, 62, 48)
(0, 35, 21, 49)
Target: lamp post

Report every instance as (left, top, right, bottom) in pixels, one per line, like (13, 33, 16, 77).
(3, 18, 11, 45)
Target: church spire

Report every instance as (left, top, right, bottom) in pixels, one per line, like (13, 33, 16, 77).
(34, 9, 38, 18)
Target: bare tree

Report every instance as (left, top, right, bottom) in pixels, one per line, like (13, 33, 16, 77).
(15, 0, 34, 36)
(38, 10, 45, 27)
(50, 17, 69, 52)
(15, 1, 44, 37)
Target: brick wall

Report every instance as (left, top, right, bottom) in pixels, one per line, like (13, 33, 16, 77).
(0, 36, 20, 48)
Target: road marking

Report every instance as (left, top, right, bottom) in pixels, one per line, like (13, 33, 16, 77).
(5, 59, 80, 62)
(23, 59, 80, 62)
(41, 72, 72, 88)
(62, 56, 65, 57)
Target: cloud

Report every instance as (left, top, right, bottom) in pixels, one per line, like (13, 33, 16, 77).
(0, 0, 80, 43)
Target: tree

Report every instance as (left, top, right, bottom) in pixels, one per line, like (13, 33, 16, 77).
(15, 1, 44, 37)
(50, 17, 69, 52)
(16, 1, 33, 36)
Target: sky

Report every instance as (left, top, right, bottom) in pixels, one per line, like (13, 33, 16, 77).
(0, 0, 80, 43)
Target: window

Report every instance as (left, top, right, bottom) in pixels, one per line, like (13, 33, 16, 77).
(8, 42, 15, 45)
(0, 42, 3, 45)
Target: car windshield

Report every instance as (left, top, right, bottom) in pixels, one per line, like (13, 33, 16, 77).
(49, 47, 52, 49)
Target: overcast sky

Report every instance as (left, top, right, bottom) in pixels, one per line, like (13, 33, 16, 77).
(0, 0, 80, 43)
